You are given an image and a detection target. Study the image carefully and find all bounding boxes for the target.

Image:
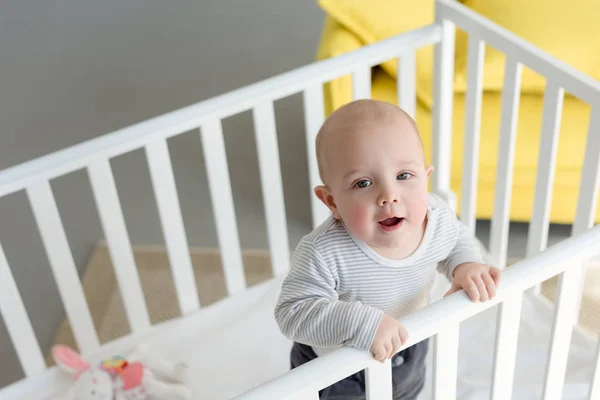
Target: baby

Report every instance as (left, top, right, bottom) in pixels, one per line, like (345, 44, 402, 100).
(274, 99, 501, 400)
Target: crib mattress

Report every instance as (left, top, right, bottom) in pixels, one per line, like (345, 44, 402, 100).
(4, 276, 598, 400)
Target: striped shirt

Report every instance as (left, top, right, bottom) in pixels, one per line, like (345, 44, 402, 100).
(274, 193, 483, 356)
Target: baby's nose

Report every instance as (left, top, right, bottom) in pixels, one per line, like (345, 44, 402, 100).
(378, 189, 399, 206)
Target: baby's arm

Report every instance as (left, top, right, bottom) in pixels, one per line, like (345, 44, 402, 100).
(437, 219, 485, 281)
(275, 240, 385, 352)
(438, 218, 501, 301)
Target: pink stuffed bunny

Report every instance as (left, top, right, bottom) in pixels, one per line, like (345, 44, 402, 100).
(51, 344, 192, 400)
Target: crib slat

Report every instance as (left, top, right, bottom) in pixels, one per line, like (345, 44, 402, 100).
(27, 181, 99, 352)
(489, 58, 523, 268)
(431, 17, 456, 197)
(145, 139, 200, 314)
(365, 360, 393, 399)
(571, 110, 600, 318)
(572, 109, 600, 236)
(397, 52, 416, 119)
(590, 343, 600, 400)
(0, 242, 46, 377)
(491, 293, 523, 400)
(527, 83, 564, 258)
(200, 119, 246, 295)
(460, 36, 485, 236)
(433, 323, 459, 399)
(303, 84, 330, 228)
(88, 160, 151, 333)
(542, 266, 585, 400)
(352, 67, 371, 100)
(253, 101, 290, 277)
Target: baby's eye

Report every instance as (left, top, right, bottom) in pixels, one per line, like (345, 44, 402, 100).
(354, 180, 371, 188)
(397, 172, 412, 181)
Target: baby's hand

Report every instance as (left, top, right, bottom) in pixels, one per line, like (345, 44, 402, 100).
(445, 262, 502, 302)
(370, 314, 408, 363)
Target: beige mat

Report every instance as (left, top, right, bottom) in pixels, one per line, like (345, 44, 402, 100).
(507, 257, 600, 338)
(540, 267, 600, 337)
(49, 244, 272, 365)
(50, 245, 600, 365)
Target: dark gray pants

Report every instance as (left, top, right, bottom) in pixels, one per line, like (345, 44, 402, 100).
(290, 339, 428, 400)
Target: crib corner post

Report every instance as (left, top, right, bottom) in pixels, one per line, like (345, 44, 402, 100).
(432, 1, 457, 206)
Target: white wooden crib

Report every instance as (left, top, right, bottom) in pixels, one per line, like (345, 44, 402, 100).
(1, 0, 599, 399)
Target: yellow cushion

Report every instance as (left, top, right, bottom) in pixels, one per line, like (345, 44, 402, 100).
(318, 0, 600, 103)
(317, 0, 465, 108)
(316, 21, 600, 224)
(461, 0, 600, 94)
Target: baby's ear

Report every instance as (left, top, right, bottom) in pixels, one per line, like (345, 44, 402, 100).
(314, 185, 340, 219)
(425, 166, 434, 178)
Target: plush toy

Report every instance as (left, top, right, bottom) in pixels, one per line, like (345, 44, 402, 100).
(50, 344, 192, 400)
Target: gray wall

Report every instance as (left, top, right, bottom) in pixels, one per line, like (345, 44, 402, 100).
(0, 0, 324, 386)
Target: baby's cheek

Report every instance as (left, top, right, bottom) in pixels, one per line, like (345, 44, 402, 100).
(407, 193, 429, 221)
(348, 203, 371, 232)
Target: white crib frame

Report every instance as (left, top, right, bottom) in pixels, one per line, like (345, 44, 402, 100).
(0, 0, 599, 399)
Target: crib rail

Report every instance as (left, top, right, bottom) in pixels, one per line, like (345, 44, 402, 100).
(435, 1, 600, 397)
(0, 25, 440, 199)
(237, 225, 600, 399)
(0, 22, 440, 386)
(436, 0, 600, 267)
(1, 0, 599, 396)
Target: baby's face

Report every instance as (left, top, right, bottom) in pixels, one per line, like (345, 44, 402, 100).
(320, 117, 432, 253)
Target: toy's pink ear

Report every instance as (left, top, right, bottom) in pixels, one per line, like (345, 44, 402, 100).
(52, 345, 90, 376)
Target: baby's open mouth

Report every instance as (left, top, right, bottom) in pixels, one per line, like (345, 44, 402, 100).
(378, 217, 403, 227)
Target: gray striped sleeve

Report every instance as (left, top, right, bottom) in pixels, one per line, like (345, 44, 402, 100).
(274, 239, 383, 351)
(438, 218, 485, 281)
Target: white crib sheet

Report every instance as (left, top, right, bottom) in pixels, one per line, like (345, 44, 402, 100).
(7, 275, 598, 400)
(134, 275, 598, 399)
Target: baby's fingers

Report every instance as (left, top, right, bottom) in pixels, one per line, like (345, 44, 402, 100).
(398, 324, 409, 345)
(490, 267, 502, 286)
(391, 334, 402, 357)
(371, 343, 386, 362)
(384, 342, 393, 361)
(463, 279, 480, 302)
(483, 273, 497, 299)
(475, 275, 489, 302)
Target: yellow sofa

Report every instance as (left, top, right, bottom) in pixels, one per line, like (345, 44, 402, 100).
(316, 0, 600, 224)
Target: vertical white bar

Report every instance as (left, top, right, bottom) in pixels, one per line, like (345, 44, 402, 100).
(491, 293, 523, 400)
(145, 140, 200, 314)
(527, 83, 565, 258)
(526, 82, 565, 295)
(571, 110, 600, 319)
(572, 109, 600, 236)
(366, 360, 393, 399)
(542, 266, 585, 400)
(434, 324, 459, 399)
(0, 242, 46, 377)
(253, 101, 290, 277)
(461, 36, 485, 236)
(352, 67, 371, 101)
(303, 84, 330, 229)
(398, 51, 416, 119)
(88, 160, 150, 333)
(200, 119, 246, 295)
(431, 15, 456, 197)
(489, 58, 523, 268)
(27, 181, 99, 352)
(589, 343, 600, 400)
